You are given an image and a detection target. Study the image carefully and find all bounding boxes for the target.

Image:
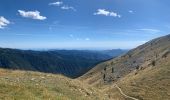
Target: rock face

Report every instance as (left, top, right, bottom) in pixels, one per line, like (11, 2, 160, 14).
(0, 49, 126, 78)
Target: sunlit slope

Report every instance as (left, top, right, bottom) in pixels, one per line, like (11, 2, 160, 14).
(101, 51, 170, 100)
(115, 55, 170, 100)
(80, 34, 170, 87)
(79, 34, 170, 100)
(0, 68, 105, 100)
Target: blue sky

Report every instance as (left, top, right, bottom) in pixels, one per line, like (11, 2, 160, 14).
(0, 0, 170, 50)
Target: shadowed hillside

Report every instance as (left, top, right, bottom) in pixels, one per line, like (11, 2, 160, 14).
(0, 49, 126, 78)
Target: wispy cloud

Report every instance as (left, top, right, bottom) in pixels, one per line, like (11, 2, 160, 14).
(49, 1, 63, 6)
(94, 9, 121, 18)
(61, 6, 76, 11)
(0, 16, 10, 29)
(136, 28, 161, 33)
(128, 10, 134, 14)
(49, 1, 76, 11)
(14, 33, 34, 36)
(18, 10, 47, 20)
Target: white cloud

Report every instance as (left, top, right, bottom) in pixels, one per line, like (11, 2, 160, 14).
(0, 16, 10, 29)
(94, 9, 121, 18)
(136, 28, 160, 33)
(128, 10, 134, 14)
(18, 10, 47, 20)
(49, 1, 76, 11)
(61, 6, 76, 11)
(49, 1, 63, 6)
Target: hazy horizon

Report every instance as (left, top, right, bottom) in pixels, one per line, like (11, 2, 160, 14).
(0, 46, 130, 51)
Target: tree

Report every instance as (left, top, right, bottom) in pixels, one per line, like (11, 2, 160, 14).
(103, 74, 106, 81)
(111, 67, 114, 73)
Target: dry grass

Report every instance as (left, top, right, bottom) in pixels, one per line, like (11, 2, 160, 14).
(115, 58, 170, 100)
(1, 35, 170, 100)
(0, 68, 106, 100)
(80, 34, 170, 100)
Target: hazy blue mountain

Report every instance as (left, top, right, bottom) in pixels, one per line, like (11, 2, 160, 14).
(0, 48, 127, 78)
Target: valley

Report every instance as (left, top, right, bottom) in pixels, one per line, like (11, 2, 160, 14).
(0, 49, 126, 78)
(0, 34, 170, 100)
(1, 0, 170, 100)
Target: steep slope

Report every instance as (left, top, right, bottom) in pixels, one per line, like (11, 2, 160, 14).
(0, 68, 107, 100)
(99, 51, 170, 100)
(114, 56, 170, 100)
(0, 49, 126, 78)
(80, 34, 170, 99)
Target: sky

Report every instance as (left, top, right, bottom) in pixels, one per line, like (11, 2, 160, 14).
(0, 0, 170, 50)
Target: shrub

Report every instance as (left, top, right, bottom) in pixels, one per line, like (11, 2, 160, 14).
(151, 61, 156, 66)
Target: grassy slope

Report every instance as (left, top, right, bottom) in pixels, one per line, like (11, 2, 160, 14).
(0, 68, 106, 100)
(2, 62, 168, 100)
(115, 56, 170, 100)
(80, 34, 170, 86)
(1, 34, 170, 100)
(79, 34, 170, 100)
(102, 56, 170, 100)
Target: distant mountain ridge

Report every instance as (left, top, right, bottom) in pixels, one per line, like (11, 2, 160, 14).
(0, 48, 127, 78)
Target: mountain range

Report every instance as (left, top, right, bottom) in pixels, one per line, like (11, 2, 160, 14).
(0, 48, 127, 78)
(0, 34, 170, 100)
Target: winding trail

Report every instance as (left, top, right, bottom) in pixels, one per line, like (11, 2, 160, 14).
(113, 84, 139, 100)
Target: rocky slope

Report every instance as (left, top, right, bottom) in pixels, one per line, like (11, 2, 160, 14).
(80, 34, 170, 100)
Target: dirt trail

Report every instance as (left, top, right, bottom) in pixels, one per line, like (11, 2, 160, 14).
(114, 84, 139, 100)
